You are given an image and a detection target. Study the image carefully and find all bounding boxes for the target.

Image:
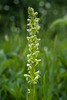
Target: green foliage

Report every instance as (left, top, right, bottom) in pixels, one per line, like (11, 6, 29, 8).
(0, 1, 67, 100)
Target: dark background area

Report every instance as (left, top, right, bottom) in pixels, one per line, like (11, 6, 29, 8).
(0, 0, 67, 32)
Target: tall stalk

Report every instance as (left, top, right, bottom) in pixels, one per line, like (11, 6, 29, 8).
(24, 7, 41, 100)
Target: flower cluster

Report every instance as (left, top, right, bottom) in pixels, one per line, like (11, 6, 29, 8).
(24, 7, 41, 86)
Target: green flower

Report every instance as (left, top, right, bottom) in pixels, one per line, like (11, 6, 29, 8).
(24, 7, 41, 97)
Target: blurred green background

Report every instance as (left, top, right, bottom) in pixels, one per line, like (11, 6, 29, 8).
(0, 0, 67, 100)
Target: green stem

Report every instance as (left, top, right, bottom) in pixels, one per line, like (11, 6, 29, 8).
(29, 64, 35, 100)
(29, 83, 35, 100)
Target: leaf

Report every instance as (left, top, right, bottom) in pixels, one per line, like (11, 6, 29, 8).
(47, 18, 67, 32)
(60, 71, 67, 78)
(0, 59, 14, 75)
